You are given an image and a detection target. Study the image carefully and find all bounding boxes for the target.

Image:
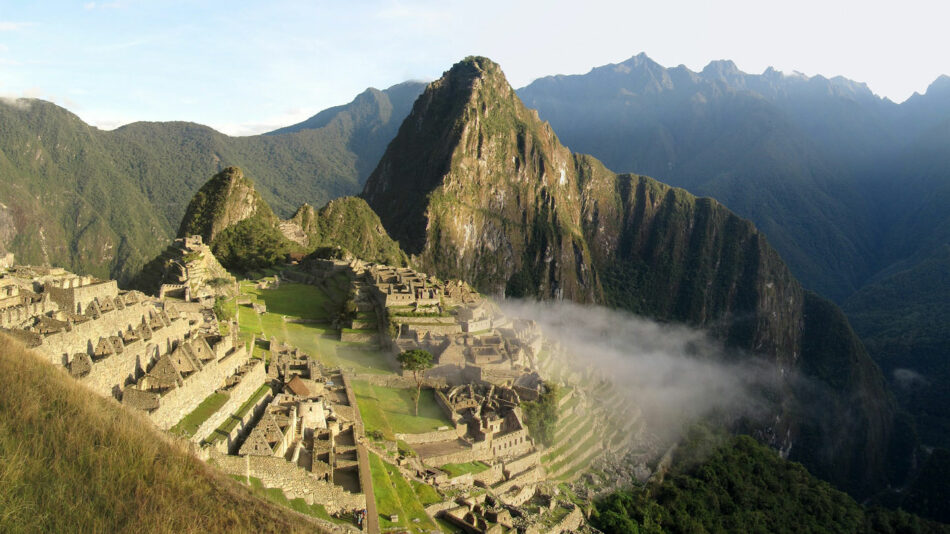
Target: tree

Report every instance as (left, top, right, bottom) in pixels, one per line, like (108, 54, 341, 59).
(397, 349, 434, 416)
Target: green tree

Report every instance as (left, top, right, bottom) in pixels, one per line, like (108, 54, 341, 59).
(396, 349, 434, 416)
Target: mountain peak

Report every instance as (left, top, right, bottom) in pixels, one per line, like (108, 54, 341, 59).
(702, 59, 740, 76)
(925, 74, 950, 95)
(176, 166, 275, 243)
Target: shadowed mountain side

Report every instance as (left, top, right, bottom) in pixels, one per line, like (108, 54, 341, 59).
(362, 56, 897, 497)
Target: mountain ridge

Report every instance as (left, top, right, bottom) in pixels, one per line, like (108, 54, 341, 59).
(363, 56, 897, 496)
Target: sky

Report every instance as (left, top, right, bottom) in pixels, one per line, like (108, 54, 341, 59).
(1, 0, 948, 136)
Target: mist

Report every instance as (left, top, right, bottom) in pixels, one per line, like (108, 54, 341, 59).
(500, 299, 785, 443)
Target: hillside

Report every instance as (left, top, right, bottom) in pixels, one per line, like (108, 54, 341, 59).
(0, 81, 422, 283)
(592, 429, 949, 534)
(0, 334, 326, 534)
(362, 56, 897, 497)
(133, 166, 407, 288)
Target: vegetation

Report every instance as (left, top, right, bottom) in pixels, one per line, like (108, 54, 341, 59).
(592, 428, 950, 534)
(211, 215, 295, 272)
(441, 461, 491, 478)
(0, 335, 320, 533)
(521, 381, 560, 446)
(170, 392, 230, 438)
(368, 452, 438, 533)
(0, 82, 422, 282)
(396, 349, 434, 416)
(231, 475, 356, 528)
(351, 381, 451, 439)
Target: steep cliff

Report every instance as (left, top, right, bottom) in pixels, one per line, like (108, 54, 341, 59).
(362, 57, 896, 496)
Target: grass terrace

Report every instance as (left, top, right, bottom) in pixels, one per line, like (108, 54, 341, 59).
(368, 452, 438, 533)
(352, 381, 452, 440)
(235, 278, 392, 374)
(207, 383, 272, 443)
(441, 461, 491, 478)
(169, 391, 229, 438)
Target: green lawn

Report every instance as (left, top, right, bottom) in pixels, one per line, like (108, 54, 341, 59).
(352, 381, 452, 440)
(440, 461, 490, 478)
(236, 280, 393, 375)
(240, 280, 343, 321)
(169, 392, 229, 439)
(368, 452, 438, 533)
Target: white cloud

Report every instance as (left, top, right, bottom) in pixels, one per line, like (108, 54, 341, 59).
(0, 21, 32, 31)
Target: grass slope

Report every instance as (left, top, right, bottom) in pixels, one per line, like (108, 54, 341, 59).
(0, 335, 324, 534)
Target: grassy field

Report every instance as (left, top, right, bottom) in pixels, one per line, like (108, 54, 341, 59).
(0, 335, 321, 533)
(351, 381, 452, 440)
(235, 280, 393, 375)
(441, 461, 490, 478)
(170, 392, 230, 438)
(368, 452, 439, 533)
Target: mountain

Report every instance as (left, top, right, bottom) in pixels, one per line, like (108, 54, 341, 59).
(0, 81, 423, 283)
(517, 53, 950, 449)
(362, 57, 898, 496)
(0, 334, 325, 533)
(592, 429, 950, 534)
(133, 166, 406, 290)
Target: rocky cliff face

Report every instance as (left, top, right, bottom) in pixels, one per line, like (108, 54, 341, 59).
(362, 57, 896, 496)
(176, 166, 277, 243)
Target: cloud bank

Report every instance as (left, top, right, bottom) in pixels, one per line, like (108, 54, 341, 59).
(501, 299, 784, 441)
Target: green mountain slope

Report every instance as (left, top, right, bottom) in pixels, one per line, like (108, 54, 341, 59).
(134, 166, 406, 288)
(592, 430, 949, 534)
(0, 334, 325, 534)
(0, 81, 423, 283)
(362, 56, 897, 496)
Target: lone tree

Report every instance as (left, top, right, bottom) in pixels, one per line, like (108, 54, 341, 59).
(397, 349, 434, 416)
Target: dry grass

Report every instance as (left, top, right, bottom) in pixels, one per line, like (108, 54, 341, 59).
(0, 335, 327, 534)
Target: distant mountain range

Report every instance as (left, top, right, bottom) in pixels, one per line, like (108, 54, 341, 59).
(0, 81, 424, 282)
(517, 54, 950, 449)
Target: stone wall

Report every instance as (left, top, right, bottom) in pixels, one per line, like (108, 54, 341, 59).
(191, 360, 267, 443)
(472, 463, 504, 486)
(406, 323, 461, 336)
(212, 388, 274, 454)
(340, 330, 377, 343)
(149, 346, 250, 430)
(47, 280, 117, 314)
(39, 300, 155, 365)
(211, 451, 365, 514)
(391, 316, 456, 325)
(502, 450, 540, 479)
(492, 465, 543, 495)
(395, 425, 464, 445)
(78, 318, 190, 397)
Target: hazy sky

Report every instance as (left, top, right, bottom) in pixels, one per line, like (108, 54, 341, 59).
(1, 0, 947, 135)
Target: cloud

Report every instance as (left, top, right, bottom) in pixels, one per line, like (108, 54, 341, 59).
(500, 300, 785, 442)
(0, 21, 32, 31)
(893, 368, 928, 390)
